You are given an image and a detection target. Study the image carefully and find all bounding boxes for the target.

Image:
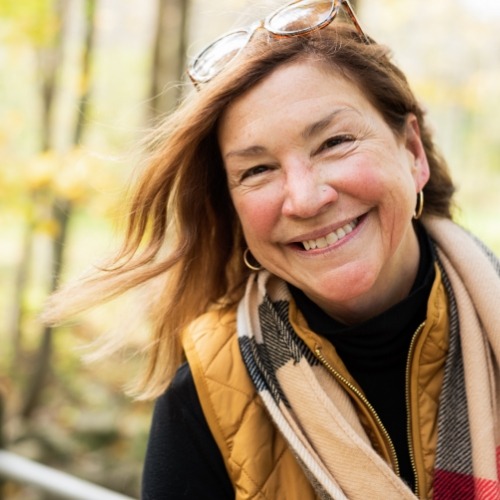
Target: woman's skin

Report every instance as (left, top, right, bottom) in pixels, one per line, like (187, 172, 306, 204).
(219, 58, 430, 325)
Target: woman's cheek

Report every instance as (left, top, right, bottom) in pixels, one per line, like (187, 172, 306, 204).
(234, 191, 282, 239)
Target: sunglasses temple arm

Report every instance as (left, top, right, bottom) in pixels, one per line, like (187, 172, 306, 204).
(341, 0, 370, 44)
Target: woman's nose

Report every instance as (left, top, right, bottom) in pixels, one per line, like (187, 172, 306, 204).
(281, 163, 338, 218)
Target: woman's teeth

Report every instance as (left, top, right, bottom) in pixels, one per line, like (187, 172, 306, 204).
(302, 219, 359, 251)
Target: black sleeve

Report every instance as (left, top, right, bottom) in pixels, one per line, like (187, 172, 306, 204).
(141, 362, 234, 499)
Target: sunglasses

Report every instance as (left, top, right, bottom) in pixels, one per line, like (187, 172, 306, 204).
(188, 0, 369, 86)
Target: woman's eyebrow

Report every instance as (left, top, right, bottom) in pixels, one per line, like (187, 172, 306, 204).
(224, 145, 267, 160)
(301, 107, 358, 140)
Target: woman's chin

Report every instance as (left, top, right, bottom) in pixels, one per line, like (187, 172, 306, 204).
(295, 266, 380, 317)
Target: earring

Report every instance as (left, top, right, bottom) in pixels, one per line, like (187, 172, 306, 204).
(413, 191, 424, 220)
(243, 248, 262, 271)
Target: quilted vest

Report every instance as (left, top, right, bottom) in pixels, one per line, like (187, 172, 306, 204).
(182, 307, 318, 499)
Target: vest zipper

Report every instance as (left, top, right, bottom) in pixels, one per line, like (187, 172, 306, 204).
(405, 321, 426, 498)
(313, 344, 400, 477)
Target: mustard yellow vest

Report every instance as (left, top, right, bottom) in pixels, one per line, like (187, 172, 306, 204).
(182, 266, 449, 499)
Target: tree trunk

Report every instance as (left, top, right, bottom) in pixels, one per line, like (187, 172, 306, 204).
(149, 0, 191, 118)
(21, 0, 98, 420)
(21, 198, 72, 418)
(8, 0, 67, 374)
(8, 212, 35, 370)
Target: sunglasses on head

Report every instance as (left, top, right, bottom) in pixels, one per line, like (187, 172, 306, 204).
(187, 0, 369, 86)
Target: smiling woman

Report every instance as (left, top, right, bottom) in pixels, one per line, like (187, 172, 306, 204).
(44, 1, 500, 499)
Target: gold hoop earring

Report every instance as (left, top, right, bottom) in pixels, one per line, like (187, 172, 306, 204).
(243, 248, 262, 271)
(413, 191, 424, 220)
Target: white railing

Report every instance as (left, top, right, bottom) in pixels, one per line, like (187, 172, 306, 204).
(0, 450, 136, 500)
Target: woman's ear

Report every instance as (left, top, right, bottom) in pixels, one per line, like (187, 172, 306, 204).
(405, 114, 430, 191)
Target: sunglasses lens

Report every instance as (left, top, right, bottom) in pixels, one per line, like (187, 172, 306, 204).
(190, 30, 251, 83)
(267, 0, 336, 35)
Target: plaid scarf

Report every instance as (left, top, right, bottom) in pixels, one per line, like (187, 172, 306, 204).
(237, 217, 500, 499)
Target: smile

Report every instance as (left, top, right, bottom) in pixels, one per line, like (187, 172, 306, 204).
(301, 218, 360, 251)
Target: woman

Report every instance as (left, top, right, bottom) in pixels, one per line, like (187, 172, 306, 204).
(46, 1, 500, 498)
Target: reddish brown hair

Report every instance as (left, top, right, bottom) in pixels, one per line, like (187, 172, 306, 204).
(45, 24, 455, 398)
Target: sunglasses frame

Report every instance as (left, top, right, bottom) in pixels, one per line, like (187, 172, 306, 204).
(188, 0, 369, 85)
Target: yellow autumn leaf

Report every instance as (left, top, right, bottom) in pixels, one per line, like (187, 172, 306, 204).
(25, 151, 59, 190)
(35, 218, 60, 238)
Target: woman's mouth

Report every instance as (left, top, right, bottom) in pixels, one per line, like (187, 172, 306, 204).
(300, 217, 361, 251)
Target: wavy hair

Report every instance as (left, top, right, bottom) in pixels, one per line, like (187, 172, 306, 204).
(44, 23, 455, 398)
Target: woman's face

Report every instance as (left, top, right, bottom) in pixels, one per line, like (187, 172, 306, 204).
(218, 59, 430, 323)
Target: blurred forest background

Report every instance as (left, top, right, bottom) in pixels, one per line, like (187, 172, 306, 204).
(0, 0, 499, 498)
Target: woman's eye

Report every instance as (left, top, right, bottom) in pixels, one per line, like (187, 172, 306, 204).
(319, 134, 354, 152)
(241, 165, 269, 181)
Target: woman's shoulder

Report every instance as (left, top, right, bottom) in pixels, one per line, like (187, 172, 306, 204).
(155, 362, 203, 419)
(143, 361, 234, 499)
(183, 303, 238, 344)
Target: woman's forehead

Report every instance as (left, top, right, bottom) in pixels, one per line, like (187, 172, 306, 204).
(225, 56, 364, 111)
(217, 58, 372, 143)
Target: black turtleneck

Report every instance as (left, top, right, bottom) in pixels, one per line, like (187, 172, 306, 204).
(290, 222, 435, 492)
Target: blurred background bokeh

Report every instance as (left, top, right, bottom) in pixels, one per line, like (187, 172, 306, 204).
(1, 0, 499, 498)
